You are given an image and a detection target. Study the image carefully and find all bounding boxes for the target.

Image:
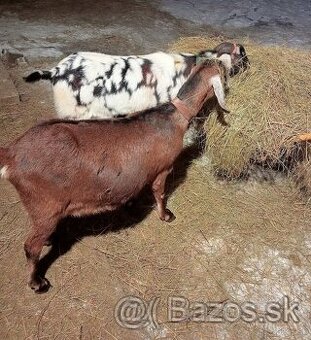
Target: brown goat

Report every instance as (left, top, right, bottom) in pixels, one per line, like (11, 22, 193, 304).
(0, 59, 229, 293)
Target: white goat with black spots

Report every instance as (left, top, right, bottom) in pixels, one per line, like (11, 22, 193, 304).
(25, 42, 249, 143)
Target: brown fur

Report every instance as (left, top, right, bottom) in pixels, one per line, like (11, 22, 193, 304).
(0, 60, 228, 293)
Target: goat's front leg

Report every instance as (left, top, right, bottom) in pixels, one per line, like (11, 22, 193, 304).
(24, 217, 58, 293)
(152, 169, 175, 222)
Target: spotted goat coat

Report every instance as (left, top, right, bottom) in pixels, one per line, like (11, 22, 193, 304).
(24, 43, 248, 121)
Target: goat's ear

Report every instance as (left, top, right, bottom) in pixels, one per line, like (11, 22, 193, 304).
(211, 75, 230, 113)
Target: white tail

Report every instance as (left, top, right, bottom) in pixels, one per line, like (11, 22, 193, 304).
(0, 165, 9, 179)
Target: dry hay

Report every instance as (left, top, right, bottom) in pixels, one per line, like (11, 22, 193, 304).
(170, 36, 311, 190)
(1, 40, 311, 340)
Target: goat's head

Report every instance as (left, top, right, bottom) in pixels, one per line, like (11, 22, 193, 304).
(199, 42, 250, 76)
(176, 59, 230, 120)
(214, 42, 250, 76)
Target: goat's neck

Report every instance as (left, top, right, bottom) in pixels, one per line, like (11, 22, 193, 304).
(172, 87, 213, 130)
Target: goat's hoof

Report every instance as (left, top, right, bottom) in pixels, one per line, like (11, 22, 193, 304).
(163, 209, 176, 223)
(29, 277, 51, 294)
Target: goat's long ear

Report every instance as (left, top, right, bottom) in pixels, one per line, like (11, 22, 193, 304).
(211, 75, 230, 113)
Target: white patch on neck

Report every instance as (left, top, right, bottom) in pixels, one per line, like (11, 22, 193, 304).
(202, 51, 216, 59)
(217, 54, 232, 72)
(0, 165, 9, 179)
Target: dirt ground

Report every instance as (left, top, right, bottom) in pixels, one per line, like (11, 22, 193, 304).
(1, 1, 311, 339)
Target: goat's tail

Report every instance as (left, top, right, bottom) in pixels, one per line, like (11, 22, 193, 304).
(0, 147, 9, 179)
(23, 70, 52, 83)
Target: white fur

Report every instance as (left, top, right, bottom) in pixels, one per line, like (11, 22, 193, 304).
(218, 54, 232, 72)
(53, 80, 77, 118)
(0, 166, 9, 179)
(48, 51, 223, 119)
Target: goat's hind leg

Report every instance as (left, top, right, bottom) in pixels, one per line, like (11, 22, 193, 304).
(24, 217, 58, 293)
(152, 169, 175, 222)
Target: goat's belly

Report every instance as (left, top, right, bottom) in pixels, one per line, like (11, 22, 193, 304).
(89, 88, 159, 118)
(66, 175, 148, 217)
(53, 81, 178, 119)
(88, 88, 158, 119)
(98, 172, 149, 204)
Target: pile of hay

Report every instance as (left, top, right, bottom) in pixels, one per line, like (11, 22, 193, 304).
(170, 36, 311, 185)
